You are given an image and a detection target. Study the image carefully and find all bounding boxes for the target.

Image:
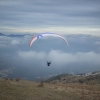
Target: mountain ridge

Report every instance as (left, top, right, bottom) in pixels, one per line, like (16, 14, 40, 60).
(45, 71, 100, 84)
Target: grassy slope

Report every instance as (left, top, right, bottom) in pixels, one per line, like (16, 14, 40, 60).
(0, 79, 100, 100)
(46, 74, 100, 84)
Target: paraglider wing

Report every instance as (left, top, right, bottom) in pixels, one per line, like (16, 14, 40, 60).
(29, 36, 37, 47)
(29, 33, 69, 47)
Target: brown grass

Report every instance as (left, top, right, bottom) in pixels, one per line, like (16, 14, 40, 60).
(0, 79, 100, 100)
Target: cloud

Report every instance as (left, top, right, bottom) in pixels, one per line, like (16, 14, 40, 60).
(94, 41, 100, 45)
(48, 50, 100, 65)
(0, 0, 100, 35)
(0, 36, 11, 47)
(0, 34, 100, 78)
(18, 51, 46, 60)
(18, 50, 100, 66)
(11, 40, 20, 45)
(0, 34, 32, 48)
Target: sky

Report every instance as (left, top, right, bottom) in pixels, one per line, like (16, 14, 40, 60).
(0, 0, 100, 80)
(0, 33, 100, 80)
(0, 0, 100, 36)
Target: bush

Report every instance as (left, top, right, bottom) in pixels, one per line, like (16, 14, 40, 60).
(15, 78, 20, 82)
(38, 79, 44, 87)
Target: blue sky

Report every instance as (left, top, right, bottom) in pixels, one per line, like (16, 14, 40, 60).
(0, 0, 100, 80)
(0, 0, 100, 36)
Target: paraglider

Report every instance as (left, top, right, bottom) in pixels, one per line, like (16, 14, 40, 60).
(29, 32, 69, 47)
(47, 61, 51, 66)
(29, 32, 69, 66)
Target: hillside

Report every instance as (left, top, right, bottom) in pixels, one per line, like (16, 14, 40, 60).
(45, 71, 100, 84)
(0, 78, 100, 100)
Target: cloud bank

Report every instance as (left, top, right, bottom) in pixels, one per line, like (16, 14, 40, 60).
(18, 50, 100, 66)
(0, 33, 100, 79)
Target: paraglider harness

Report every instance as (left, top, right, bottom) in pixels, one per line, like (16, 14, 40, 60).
(47, 61, 51, 66)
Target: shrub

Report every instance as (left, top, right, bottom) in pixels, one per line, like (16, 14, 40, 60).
(15, 78, 20, 82)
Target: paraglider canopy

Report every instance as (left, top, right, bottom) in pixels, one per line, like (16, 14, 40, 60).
(29, 32, 69, 47)
(47, 61, 51, 66)
(29, 32, 69, 67)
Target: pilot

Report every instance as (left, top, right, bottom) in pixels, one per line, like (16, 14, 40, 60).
(47, 61, 51, 66)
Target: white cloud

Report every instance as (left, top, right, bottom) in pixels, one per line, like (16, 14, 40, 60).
(48, 50, 100, 64)
(18, 50, 100, 66)
(18, 51, 46, 60)
(0, 35, 30, 47)
(1, 26, 100, 36)
(11, 40, 20, 45)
